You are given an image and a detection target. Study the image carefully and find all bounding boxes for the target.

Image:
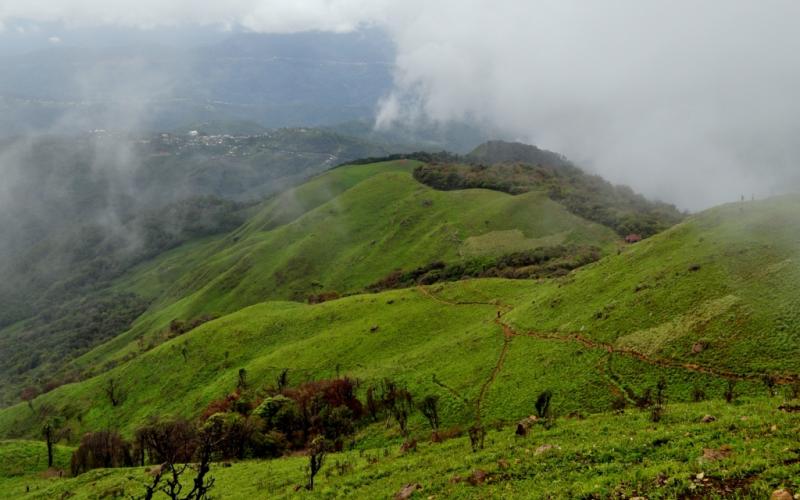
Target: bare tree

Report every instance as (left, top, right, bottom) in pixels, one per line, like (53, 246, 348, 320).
(380, 380, 414, 436)
(418, 395, 440, 433)
(104, 378, 125, 407)
(724, 379, 737, 403)
(306, 436, 327, 491)
(136, 423, 216, 500)
(276, 368, 289, 391)
(41, 417, 64, 468)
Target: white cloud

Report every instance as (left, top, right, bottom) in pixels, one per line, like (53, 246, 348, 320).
(375, 1, 800, 209)
(47, 35, 60, 43)
(3, 1, 800, 208)
(0, 0, 388, 32)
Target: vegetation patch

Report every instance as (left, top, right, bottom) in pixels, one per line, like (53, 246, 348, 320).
(413, 158, 684, 238)
(367, 245, 602, 292)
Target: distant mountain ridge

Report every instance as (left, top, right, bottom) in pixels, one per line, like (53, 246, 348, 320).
(0, 29, 395, 136)
(466, 140, 573, 167)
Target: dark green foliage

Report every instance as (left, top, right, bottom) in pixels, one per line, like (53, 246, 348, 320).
(168, 315, 219, 337)
(763, 375, 777, 397)
(650, 378, 668, 423)
(725, 380, 737, 403)
(378, 379, 414, 436)
(334, 150, 461, 168)
(468, 424, 486, 452)
(135, 418, 198, 465)
(535, 390, 553, 419)
(418, 395, 440, 432)
(369, 246, 602, 292)
(366, 386, 380, 422)
(0, 292, 148, 407)
(413, 158, 684, 238)
(70, 430, 133, 475)
(466, 140, 574, 167)
(251, 377, 364, 455)
(611, 395, 627, 414)
(201, 413, 263, 460)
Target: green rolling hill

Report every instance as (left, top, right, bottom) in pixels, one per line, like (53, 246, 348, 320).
(61, 159, 619, 378)
(3, 193, 799, 441)
(2, 157, 798, 499)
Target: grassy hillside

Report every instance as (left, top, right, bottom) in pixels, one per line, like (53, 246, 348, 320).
(0, 130, 397, 407)
(2, 195, 798, 440)
(2, 398, 798, 499)
(503, 195, 800, 378)
(66, 160, 617, 377)
(1, 187, 800, 498)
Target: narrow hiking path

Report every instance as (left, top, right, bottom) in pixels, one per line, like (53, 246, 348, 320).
(416, 284, 513, 422)
(415, 284, 800, 400)
(474, 323, 513, 422)
(504, 324, 800, 384)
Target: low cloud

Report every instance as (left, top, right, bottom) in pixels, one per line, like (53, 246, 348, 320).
(4, 1, 800, 209)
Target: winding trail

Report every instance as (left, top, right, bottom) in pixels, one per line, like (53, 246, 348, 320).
(415, 283, 800, 412)
(474, 323, 513, 422)
(416, 284, 514, 422)
(504, 325, 800, 384)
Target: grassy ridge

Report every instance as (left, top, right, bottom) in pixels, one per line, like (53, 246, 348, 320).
(70, 160, 617, 375)
(2, 398, 798, 499)
(2, 196, 800, 443)
(1, 187, 800, 498)
(504, 195, 800, 376)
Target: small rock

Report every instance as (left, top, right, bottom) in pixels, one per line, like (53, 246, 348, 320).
(701, 446, 733, 462)
(696, 472, 705, 480)
(771, 489, 793, 500)
(395, 483, 422, 500)
(515, 415, 539, 436)
(770, 424, 778, 432)
(400, 439, 417, 453)
(701, 414, 716, 423)
(692, 342, 705, 353)
(535, 444, 560, 455)
(467, 469, 487, 486)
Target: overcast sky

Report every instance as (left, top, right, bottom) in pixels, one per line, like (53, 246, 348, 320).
(3, 0, 800, 210)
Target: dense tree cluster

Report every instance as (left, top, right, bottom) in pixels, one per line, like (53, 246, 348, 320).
(59, 372, 444, 493)
(368, 246, 602, 292)
(413, 162, 684, 238)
